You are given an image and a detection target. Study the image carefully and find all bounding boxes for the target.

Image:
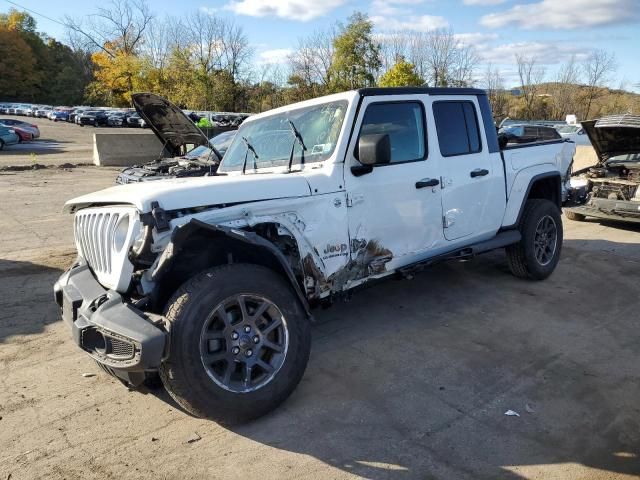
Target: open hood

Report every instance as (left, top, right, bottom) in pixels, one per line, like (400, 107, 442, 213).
(582, 115, 640, 163)
(132, 93, 209, 156)
(64, 173, 312, 213)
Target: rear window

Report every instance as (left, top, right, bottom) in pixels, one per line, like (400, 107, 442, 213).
(433, 101, 481, 156)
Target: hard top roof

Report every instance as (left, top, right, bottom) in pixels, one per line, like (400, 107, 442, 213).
(357, 87, 487, 97)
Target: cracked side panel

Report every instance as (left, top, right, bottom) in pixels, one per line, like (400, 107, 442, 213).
(303, 238, 393, 298)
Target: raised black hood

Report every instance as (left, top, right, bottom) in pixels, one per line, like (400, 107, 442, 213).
(132, 93, 209, 156)
(582, 115, 640, 163)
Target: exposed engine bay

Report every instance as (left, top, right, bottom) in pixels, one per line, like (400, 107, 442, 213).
(117, 156, 220, 184)
(585, 164, 640, 201)
(565, 115, 640, 223)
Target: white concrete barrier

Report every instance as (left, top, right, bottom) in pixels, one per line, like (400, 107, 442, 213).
(93, 132, 164, 167)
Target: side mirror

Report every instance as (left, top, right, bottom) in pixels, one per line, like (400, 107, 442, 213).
(352, 133, 391, 176)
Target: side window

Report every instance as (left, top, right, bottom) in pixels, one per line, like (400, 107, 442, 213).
(432, 101, 482, 157)
(358, 102, 426, 163)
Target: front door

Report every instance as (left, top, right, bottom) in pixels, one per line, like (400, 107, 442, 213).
(428, 97, 505, 241)
(343, 95, 443, 276)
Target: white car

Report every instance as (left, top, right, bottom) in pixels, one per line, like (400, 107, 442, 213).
(55, 88, 575, 423)
(555, 124, 592, 146)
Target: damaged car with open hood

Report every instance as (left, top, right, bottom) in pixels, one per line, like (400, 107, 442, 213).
(116, 93, 237, 184)
(54, 87, 575, 423)
(565, 114, 640, 223)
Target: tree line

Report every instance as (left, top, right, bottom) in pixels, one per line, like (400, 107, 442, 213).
(1, 0, 635, 121)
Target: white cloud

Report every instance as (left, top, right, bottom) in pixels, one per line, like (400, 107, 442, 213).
(480, 0, 640, 30)
(371, 14, 448, 31)
(199, 6, 217, 15)
(257, 48, 294, 65)
(463, 0, 506, 4)
(223, 0, 347, 21)
(454, 32, 498, 46)
(480, 41, 591, 65)
(371, 0, 427, 16)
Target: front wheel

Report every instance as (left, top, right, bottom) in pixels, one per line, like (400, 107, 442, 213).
(160, 264, 311, 424)
(564, 210, 586, 222)
(506, 199, 563, 280)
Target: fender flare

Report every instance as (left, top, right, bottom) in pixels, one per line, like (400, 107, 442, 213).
(502, 171, 561, 229)
(150, 219, 312, 317)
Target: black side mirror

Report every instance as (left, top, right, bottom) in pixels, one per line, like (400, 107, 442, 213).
(352, 133, 391, 176)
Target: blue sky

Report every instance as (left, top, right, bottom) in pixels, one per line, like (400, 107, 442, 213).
(5, 0, 640, 91)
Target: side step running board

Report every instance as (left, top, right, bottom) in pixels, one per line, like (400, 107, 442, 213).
(398, 230, 521, 276)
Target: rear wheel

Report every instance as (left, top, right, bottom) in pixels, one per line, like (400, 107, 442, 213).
(507, 199, 563, 280)
(160, 264, 311, 424)
(564, 210, 586, 222)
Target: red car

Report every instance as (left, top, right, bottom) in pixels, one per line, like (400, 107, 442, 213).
(12, 126, 33, 142)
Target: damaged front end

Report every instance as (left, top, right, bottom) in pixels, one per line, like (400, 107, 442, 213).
(565, 115, 640, 223)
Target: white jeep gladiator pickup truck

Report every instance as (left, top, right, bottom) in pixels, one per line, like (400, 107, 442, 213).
(54, 87, 575, 423)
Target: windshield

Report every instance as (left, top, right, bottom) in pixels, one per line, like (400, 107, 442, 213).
(219, 100, 348, 172)
(556, 125, 580, 134)
(185, 131, 238, 160)
(607, 153, 640, 164)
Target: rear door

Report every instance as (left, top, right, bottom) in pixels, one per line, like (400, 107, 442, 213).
(429, 97, 505, 241)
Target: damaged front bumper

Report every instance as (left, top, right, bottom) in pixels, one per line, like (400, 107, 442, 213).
(565, 198, 640, 223)
(54, 261, 167, 386)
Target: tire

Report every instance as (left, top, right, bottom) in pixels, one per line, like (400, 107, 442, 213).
(0, 140, 4, 150)
(160, 263, 311, 424)
(564, 210, 586, 222)
(506, 199, 563, 280)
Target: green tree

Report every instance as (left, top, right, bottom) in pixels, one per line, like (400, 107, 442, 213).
(0, 28, 37, 100)
(0, 8, 90, 104)
(328, 12, 381, 92)
(378, 58, 423, 87)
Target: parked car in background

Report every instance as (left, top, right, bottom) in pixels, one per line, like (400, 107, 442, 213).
(555, 124, 592, 146)
(0, 119, 40, 138)
(52, 110, 70, 122)
(68, 108, 86, 123)
(126, 112, 144, 127)
(12, 126, 34, 142)
(35, 107, 52, 118)
(565, 114, 640, 223)
(498, 124, 562, 148)
(117, 93, 236, 183)
(78, 110, 109, 127)
(0, 125, 20, 149)
(117, 130, 237, 183)
(107, 111, 134, 127)
(15, 105, 32, 116)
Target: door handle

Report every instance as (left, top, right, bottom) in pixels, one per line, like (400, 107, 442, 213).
(416, 178, 439, 189)
(470, 168, 489, 178)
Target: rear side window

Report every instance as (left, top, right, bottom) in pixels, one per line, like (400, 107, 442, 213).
(358, 102, 426, 163)
(433, 101, 482, 157)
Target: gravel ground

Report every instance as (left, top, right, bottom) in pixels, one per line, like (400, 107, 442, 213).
(0, 115, 151, 168)
(0, 123, 638, 480)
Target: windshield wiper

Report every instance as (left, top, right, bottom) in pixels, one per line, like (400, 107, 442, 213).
(241, 136, 259, 174)
(287, 119, 307, 172)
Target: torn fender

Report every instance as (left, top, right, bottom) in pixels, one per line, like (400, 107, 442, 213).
(150, 219, 312, 317)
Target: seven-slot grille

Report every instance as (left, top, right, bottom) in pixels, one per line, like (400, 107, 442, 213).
(74, 211, 120, 275)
